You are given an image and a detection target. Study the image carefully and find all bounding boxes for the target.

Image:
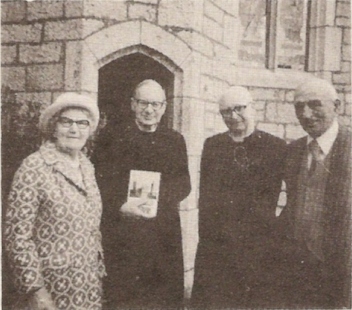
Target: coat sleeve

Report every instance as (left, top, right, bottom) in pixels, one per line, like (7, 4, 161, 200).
(198, 138, 217, 241)
(164, 133, 191, 205)
(4, 156, 45, 294)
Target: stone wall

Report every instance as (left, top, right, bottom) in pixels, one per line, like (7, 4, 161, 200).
(2, 0, 350, 300)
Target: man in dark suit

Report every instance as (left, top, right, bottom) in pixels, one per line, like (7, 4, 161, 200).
(192, 86, 286, 308)
(277, 78, 351, 308)
(93, 80, 191, 309)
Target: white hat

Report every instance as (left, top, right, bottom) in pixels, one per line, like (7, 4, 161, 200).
(39, 93, 100, 133)
(294, 78, 339, 102)
(219, 86, 253, 110)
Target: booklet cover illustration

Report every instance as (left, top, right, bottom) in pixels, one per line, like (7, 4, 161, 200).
(127, 170, 161, 218)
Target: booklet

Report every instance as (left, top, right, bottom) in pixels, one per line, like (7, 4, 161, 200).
(127, 170, 161, 218)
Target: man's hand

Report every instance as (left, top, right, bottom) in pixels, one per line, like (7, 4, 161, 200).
(120, 199, 155, 219)
(28, 287, 56, 310)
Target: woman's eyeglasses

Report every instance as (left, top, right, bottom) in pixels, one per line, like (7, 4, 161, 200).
(133, 98, 165, 110)
(58, 117, 90, 129)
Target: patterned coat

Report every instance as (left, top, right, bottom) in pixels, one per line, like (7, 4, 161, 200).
(4, 141, 105, 310)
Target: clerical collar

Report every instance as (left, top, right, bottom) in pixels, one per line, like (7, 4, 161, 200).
(307, 119, 339, 156)
(228, 129, 255, 143)
(135, 120, 159, 133)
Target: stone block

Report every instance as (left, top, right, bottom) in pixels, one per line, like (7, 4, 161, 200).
(1, 1, 26, 23)
(336, 17, 350, 27)
(44, 20, 83, 41)
(314, 71, 333, 82)
(345, 102, 351, 116)
(140, 21, 192, 69)
(136, 0, 158, 4)
(200, 75, 216, 102)
(211, 59, 233, 83)
(341, 61, 351, 72)
(65, 0, 84, 17)
(203, 16, 223, 43)
(342, 44, 351, 61)
(257, 122, 285, 139)
(336, 2, 351, 18)
(309, 0, 335, 27)
(251, 87, 285, 101)
(82, 19, 105, 38)
(16, 92, 52, 113)
(204, 0, 224, 25)
(333, 72, 351, 84)
(285, 124, 307, 140)
(253, 101, 266, 110)
(256, 109, 265, 122)
(214, 0, 237, 16)
(177, 31, 213, 57)
(84, 0, 127, 20)
(285, 90, 295, 102)
(1, 67, 26, 91)
(65, 41, 82, 91)
(84, 21, 140, 62)
(214, 44, 234, 64)
(277, 103, 298, 124)
(27, 1, 64, 21)
(204, 111, 215, 129)
(2, 45, 17, 65)
(343, 28, 351, 45)
(2, 24, 42, 44)
(27, 64, 64, 91)
(265, 102, 277, 122)
(308, 27, 342, 72)
(223, 14, 237, 50)
(19, 43, 62, 64)
(158, 0, 202, 31)
(128, 2, 157, 23)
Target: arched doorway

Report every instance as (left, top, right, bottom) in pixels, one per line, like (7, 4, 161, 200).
(98, 52, 175, 131)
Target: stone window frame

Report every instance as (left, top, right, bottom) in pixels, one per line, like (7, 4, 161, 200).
(265, 0, 310, 71)
(235, 0, 340, 89)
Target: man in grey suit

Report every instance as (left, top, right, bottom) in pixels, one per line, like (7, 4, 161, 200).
(277, 78, 351, 308)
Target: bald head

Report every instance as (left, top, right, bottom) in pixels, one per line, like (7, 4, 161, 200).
(133, 79, 166, 101)
(219, 86, 255, 140)
(219, 86, 253, 111)
(294, 78, 340, 138)
(294, 78, 339, 103)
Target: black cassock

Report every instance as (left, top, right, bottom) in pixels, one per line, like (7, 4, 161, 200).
(192, 130, 286, 308)
(92, 122, 191, 309)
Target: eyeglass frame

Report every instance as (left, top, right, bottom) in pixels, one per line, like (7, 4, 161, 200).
(57, 116, 90, 129)
(132, 98, 166, 110)
(221, 105, 248, 117)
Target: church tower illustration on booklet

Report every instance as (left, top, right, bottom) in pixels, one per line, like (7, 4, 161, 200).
(127, 170, 161, 218)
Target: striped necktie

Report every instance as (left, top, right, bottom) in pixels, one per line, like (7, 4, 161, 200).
(308, 139, 323, 175)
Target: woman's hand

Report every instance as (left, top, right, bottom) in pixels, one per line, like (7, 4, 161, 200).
(28, 287, 56, 310)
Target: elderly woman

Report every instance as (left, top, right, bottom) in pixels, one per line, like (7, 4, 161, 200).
(4, 93, 105, 310)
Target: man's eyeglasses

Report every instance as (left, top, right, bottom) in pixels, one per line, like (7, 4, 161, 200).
(294, 100, 323, 110)
(133, 98, 165, 110)
(221, 105, 247, 116)
(58, 117, 90, 129)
